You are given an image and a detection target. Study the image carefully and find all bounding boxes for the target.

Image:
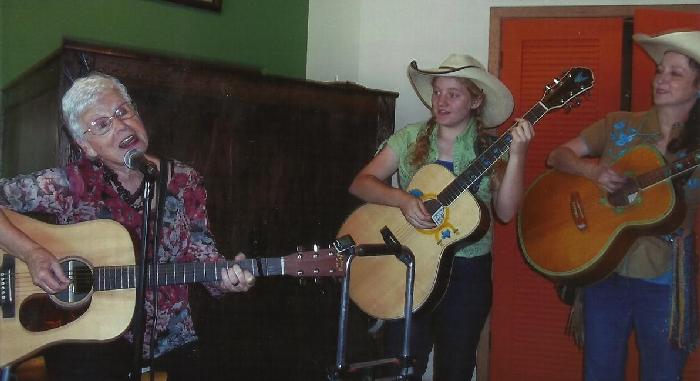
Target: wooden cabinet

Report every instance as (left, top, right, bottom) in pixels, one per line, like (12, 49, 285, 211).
(1, 41, 397, 380)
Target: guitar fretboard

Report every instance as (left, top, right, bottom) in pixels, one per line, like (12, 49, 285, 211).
(635, 149, 700, 190)
(437, 102, 549, 205)
(92, 258, 282, 291)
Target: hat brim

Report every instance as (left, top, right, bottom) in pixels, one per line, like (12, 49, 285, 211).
(633, 31, 700, 65)
(408, 61, 514, 128)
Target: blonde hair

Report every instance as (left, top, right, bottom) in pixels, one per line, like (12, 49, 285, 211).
(409, 77, 486, 168)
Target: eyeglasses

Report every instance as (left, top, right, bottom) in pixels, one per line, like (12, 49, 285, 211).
(83, 102, 137, 136)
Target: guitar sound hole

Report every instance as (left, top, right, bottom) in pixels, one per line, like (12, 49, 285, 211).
(424, 198, 445, 225)
(54, 259, 94, 305)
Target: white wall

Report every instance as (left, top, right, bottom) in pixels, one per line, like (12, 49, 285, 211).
(307, 0, 699, 132)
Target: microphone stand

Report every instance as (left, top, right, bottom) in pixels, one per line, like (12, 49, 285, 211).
(130, 177, 157, 381)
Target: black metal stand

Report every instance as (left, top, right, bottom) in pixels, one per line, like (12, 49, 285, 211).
(329, 234, 416, 381)
(130, 179, 156, 381)
(1, 366, 11, 381)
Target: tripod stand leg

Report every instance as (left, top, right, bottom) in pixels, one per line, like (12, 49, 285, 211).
(1, 366, 12, 381)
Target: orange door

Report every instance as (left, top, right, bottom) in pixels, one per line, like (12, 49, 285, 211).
(491, 18, 623, 381)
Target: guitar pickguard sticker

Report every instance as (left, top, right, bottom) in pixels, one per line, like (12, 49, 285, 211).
(435, 222, 458, 246)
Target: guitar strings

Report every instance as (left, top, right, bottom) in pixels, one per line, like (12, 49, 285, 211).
(7, 264, 239, 291)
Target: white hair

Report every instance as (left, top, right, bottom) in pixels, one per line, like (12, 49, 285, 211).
(61, 72, 132, 140)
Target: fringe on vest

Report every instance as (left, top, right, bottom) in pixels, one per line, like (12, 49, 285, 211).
(669, 232, 698, 351)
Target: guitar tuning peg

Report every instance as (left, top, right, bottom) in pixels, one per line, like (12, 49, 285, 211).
(313, 243, 320, 252)
(296, 245, 304, 252)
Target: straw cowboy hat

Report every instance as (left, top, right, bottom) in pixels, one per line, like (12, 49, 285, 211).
(633, 30, 700, 64)
(408, 53, 514, 127)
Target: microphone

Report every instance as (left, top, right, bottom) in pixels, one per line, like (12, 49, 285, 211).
(124, 149, 159, 179)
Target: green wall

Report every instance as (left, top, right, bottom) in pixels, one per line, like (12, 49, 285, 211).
(0, 0, 309, 87)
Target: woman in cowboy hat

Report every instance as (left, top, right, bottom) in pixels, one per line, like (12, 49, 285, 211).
(547, 30, 700, 380)
(348, 53, 534, 380)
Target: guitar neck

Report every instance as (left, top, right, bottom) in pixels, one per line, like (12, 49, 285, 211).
(438, 102, 549, 205)
(93, 258, 276, 291)
(636, 149, 700, 189)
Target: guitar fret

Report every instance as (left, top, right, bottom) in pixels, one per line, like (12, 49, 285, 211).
(434, 99, 556, 206)
(89, 252, 337, 291)
(636, 149, 700, 190)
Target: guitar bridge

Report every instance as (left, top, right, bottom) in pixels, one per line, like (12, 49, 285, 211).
(570, 191, 588, 231)
(1, 254, 15, 318)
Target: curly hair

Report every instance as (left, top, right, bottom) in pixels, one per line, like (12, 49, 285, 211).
(667, 57, 700, 154)
(61, 72, 133, 141)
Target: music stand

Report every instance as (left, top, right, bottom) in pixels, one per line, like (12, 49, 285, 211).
(329, 234, 416, 381)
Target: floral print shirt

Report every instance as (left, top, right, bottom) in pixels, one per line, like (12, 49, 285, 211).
(0, 158, 223, 358)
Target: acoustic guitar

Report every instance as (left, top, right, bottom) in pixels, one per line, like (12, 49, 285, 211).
(518, 144, 700, 285)
(338, 67, 594, 320)
(0, 209, 346, 367)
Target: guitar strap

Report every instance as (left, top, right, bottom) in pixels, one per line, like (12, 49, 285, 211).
(468, 132, 498, 193)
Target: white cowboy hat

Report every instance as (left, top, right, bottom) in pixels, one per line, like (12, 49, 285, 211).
(408, 53, 514, 127)
(633, 30, 700, 65)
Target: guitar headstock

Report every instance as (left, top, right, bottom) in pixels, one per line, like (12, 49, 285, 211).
(283, 245, 346, 278)
(540, 67, 594, 111)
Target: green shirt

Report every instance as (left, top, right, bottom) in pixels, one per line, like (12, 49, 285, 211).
(383, 119, 494, 258)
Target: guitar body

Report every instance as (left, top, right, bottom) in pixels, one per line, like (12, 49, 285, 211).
(0, 210, 136, 367)
(339, 67, 594, 318)
(518, 145, 684, 285)
(338, 164, 488, 320)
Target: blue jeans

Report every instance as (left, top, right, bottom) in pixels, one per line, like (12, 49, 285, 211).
(383, 254, 492, 380)
(584, 274, 687, 381)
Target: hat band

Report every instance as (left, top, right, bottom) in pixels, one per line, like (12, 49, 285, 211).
(421, 65, 481, 74)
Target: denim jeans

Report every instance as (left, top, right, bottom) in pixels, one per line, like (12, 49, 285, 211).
(583, 273, 687, 381)
(383, 254, 492, 380)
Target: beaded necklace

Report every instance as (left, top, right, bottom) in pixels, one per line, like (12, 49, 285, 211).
(101, 162, 145, 208)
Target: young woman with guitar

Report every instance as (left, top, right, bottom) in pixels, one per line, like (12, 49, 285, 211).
(546, 31, 700, 380)
(347, 54, 534, 380)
